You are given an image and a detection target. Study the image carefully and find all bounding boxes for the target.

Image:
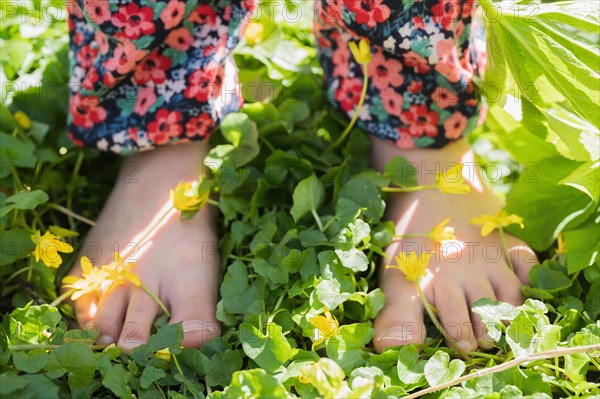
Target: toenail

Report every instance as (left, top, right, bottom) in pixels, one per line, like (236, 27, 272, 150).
(377, 327, 416, 343)
(121, 339, 142, 352)
(182, 320, 217, 334)
(456, 340, 473, 353)
(97, 335, 114, 345)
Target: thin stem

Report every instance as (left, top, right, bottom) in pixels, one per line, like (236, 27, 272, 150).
(10, 165, 24, 191)
(498, 228, 514, 273)
(322, 216, 337, 232)
(46, 203, 96, 227)
(327, 63, 369, 152)
(403, 344, 600, 399)
(49, 288, 77, 307)
(9, 343, 110, 351)
(207, 198, 219, 207)
(394, 233, 430, 239)
(466, 351, 503, 361)
(416, 284, 471, 361)
(171, 353, 190, 397)
(140, 283, 170, 318)
(311, 208, 324, 232)
(381, 185, 434, 193)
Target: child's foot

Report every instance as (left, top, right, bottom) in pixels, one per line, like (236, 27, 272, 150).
(65, 141, 220, 353)
(370, 137, 538, 353)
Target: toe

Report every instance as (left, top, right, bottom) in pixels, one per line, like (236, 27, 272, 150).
(508, 240, 538, 284)
(168, 288, 221, 348)
(72, 292, 98, 329)
(118, 287, 159, 353)
(374, 268, 426, 353)
(464, 278, 496, 349)
(488, 265, 524, 306)
(91, 286, 129, 346)
(433, 282, 477, 353)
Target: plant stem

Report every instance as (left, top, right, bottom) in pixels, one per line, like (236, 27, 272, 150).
(140, 283, 170, 318)
(381, 185, 434, 193)
(394, 233, 430, 240)
(311, 208, 324, 232)
(498, 228, 514, 272)
(403, 344, 600, 399)
(207, 198, 219, 207)
(416, 284, 471, 361)
(49, 288, 77, 307)
(46, 203, 96, 227)
(327, 63, 369, 152)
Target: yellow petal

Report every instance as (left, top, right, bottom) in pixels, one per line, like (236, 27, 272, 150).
(80, 256, 93, 274)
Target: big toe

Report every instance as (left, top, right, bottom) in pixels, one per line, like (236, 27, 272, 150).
(168, 274, 221, 347)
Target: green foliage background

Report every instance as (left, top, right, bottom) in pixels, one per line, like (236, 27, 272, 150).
(0, 0, 599, 398)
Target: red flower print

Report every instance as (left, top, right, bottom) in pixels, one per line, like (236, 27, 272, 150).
(320, 0, 343, 24)
(76, 45, 98, 69)
(381, 87, 404, 117)
(84, 1, 111, 24)
(335, 78, 363, 112)
(166, 27, 194, 51)
(95, 30, 109, 54)
(395, 130, 416, 150)
(134, 87, 157, 116)
(133, 51, 172, 85)
(74, 31, 84, 45)
(103, 71, 116, 87)
(67, 132, 84, 148)
(432, 0, 461, 30)
(332, 45, 350, 77)
(128, 127, 139, 142)
(70, 94, 107, 129)
(104, 40, 146, 75)
(161, 1, 185, 30)
(190, 5, 217, 26)
(368, 49, 404, 91)
(147, 108, 183, 145)
(82, 67, 99, 90)
(344, 0, 391, 28)
(435, 55, 461, 83)
(432, 87, 458, 109)
(444, 111, 468, 139)
(400, 105, 440, 137)
(184, 67, 222, 102)
(112, 3, 155, 39)
(407, 80, 423, 93)
(185, 113, 214, 138)
(403, 52, 431, 74)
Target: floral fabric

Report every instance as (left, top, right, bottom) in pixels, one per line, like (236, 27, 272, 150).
(67, 0, 486, 153)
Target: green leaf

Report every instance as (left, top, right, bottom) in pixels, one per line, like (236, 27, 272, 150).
(325, 323, 374, 374)
(10, 374, 59, 399)
(240, 322, 296, 372)
(528, 260, 572, 293)
(223, 369, 288, 399)
(0, 133, 37, 178)
(559, 160, 599, 201)
(563, 213, 600, 274)
(5, 303, 62, 345)
(0, 229, 35, 266)
(147, 323, 184, 355)
(384, 157, 417, 187)
(315, 279, 352, 309)
(2, 190, 49, 215)
(205, 349, 243, 387)
(334, 248, 368, 272)
(102, 364, 131, 398)
(423, 350, 465, 386)
(12, 348, 47, 373)
(291, 174, 325, 222)
(46, 342, 96, 390)
(396, 345, 426, 386)
(471, 298, 518, 342)
(139, 366, 167, 389)
(0, 371, 28, 395)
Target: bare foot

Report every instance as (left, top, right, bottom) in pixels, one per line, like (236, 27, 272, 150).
(65, 141, 220, 353)
(370, 137, 538, 353)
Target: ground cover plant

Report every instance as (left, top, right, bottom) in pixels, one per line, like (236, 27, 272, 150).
(0, 0, 599, 398)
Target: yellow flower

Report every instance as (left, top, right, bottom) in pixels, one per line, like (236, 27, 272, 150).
(245, 22, 264, 45)
(14, 111, 32, 130)
(469, 210, 525, 237)
(435, 164, 471, 194)
(348, 38, 372, 65)
(170, 181, 208, 212)
(101, 252, 141, 295)
(556, 233, 566, 255)
(387, 251, 432, 282)
(155, 348, 171, 362)
(430, 218, 456, 243)
(62, 256, 110, 300)
(31, 230, 74, 268)
(309, 307, 339, 346)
